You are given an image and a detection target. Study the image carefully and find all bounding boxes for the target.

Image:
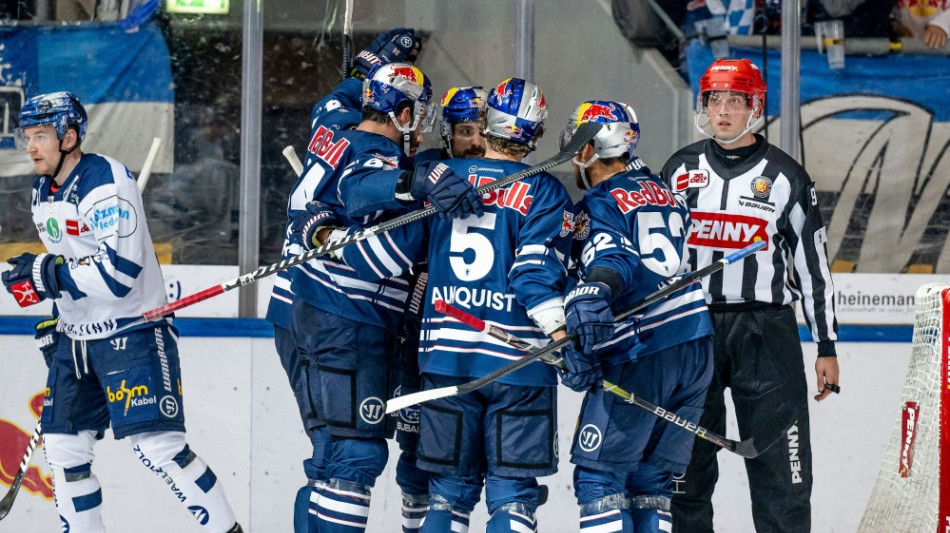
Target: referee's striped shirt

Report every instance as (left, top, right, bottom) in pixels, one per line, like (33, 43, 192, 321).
(661, 138, 838, 344)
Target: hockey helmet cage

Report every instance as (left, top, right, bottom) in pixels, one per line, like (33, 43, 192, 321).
(483, 78, 547, 148)
(560, 100, 639, 160)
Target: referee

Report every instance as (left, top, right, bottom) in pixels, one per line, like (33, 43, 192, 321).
(661, 58, 840, 533)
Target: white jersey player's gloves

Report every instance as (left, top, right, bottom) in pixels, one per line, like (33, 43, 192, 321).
(564, 282, 615, 354)
(409, 161, 485, 220)
(291, 201, 342, 251)
(2, 252, 63, 307)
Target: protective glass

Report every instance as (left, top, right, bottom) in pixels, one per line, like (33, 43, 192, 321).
(14, 127, 58, 151)
(417, 101, 437, 133)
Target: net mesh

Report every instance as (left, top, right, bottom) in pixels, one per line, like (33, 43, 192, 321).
(859, 283, 947, 532)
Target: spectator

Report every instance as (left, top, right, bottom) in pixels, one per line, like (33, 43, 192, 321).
(895, 0, 950, 48)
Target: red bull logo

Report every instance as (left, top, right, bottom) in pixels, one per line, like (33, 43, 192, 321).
(0, 391, 55, 501)
(559, 210, 574, 238)
(390, 66, 419, 84)
(579, 102, 618, 123)
(495, 79, 515, 100)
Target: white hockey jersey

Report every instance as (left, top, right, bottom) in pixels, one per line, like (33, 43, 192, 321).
(31, 153, 168, 340)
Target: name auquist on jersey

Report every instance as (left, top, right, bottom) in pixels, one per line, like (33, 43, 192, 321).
(610, 181, 677, 214)
(430, 285, 517, 313)
(468, 175, 533, 215)
(688, 212, 770, 250)
(308, 125, 351, 168)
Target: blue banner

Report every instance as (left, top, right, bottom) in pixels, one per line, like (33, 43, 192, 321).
(0, 21, 173, 174)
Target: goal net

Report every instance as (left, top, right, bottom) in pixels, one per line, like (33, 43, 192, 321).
(859, 283, 950, 532)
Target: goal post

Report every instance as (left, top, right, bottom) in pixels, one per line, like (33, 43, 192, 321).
(859, 283, 950, 532)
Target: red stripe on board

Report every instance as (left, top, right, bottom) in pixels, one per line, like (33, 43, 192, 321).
(940, 288, 950, 532)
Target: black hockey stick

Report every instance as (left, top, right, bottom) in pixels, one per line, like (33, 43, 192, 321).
(138, 122, 603, 322)
(0, 421, 42, 521)
(434, 301, 766, 459)
(384, 240, 766, 415)
(341, 0, 353, 79)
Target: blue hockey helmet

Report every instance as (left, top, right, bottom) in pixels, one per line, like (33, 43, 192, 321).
(439, 86, 487, 152)
(362, 63, 435, 134)
(483, 78, 547, 149)
(560, 100, 640, 159)
(16, 91, 88, 148)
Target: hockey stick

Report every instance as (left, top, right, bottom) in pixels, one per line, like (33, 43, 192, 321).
(341, 0, 353, 79)
(384, 240, 766, 415)
(434, 301, 765, 459)
(283, 145, 304, 177)
(135, 122, 603, 322)
(137, 137, 162, 193)
(0, 420, 42, 521)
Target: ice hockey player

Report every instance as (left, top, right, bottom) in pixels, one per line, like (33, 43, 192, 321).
(415, 85, 488, 164)
(391, 84, 489, 533)
(661, 58, 840, 533)
(286, 61, 483, 533)
(558, 100, 715, 533)
(4, 91, 242, 532)
(319, 77, 572, 533)
(263, 28, 428, 533)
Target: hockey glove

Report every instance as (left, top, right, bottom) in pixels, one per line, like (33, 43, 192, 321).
(409, 161, 484, 219)
(290, 201, 342, 251)
(34, 317, 60, 368)
(2, 253, 63, 307)
(558, 344, 603, 393)
(565, 282, 615, 353)
(352, 28, 423, 78)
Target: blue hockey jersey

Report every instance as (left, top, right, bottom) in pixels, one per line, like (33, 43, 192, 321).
(288, 121, 418, 329)
(572, 168, 713, 366)
(337, 158, 574, 387)
(266, 77, 365, 329)
(30, 154, 168, 340)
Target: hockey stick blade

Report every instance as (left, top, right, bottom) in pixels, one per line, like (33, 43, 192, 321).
(140, 122, 604, 322)
(0, 421, 42, 521)
(387, 240, 766, 414)
(385, 385, 460, 414)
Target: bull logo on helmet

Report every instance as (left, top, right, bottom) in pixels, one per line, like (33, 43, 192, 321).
(494, 79, 515, 101)
(579, 102, 618, 122)
(390, 66, 419, 83)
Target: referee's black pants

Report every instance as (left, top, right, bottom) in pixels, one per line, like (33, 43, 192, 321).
(671, 304, 812, 532)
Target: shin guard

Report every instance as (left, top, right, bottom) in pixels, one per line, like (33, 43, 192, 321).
(486, 501, 537, 533)
(44, 431, 105, 533)
(421, 494, 470, 533)
(131, 431, 237, 531)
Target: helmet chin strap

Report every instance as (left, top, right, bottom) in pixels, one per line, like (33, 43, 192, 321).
(572, 153, 600, 190)
(389, 110, 420, 155)
(49, 136, 78, 181)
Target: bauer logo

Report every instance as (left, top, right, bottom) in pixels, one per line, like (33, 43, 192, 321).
(578, 424, 603, 453)
(899, 401, 919, 478)
(359, 397, 385, 424)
